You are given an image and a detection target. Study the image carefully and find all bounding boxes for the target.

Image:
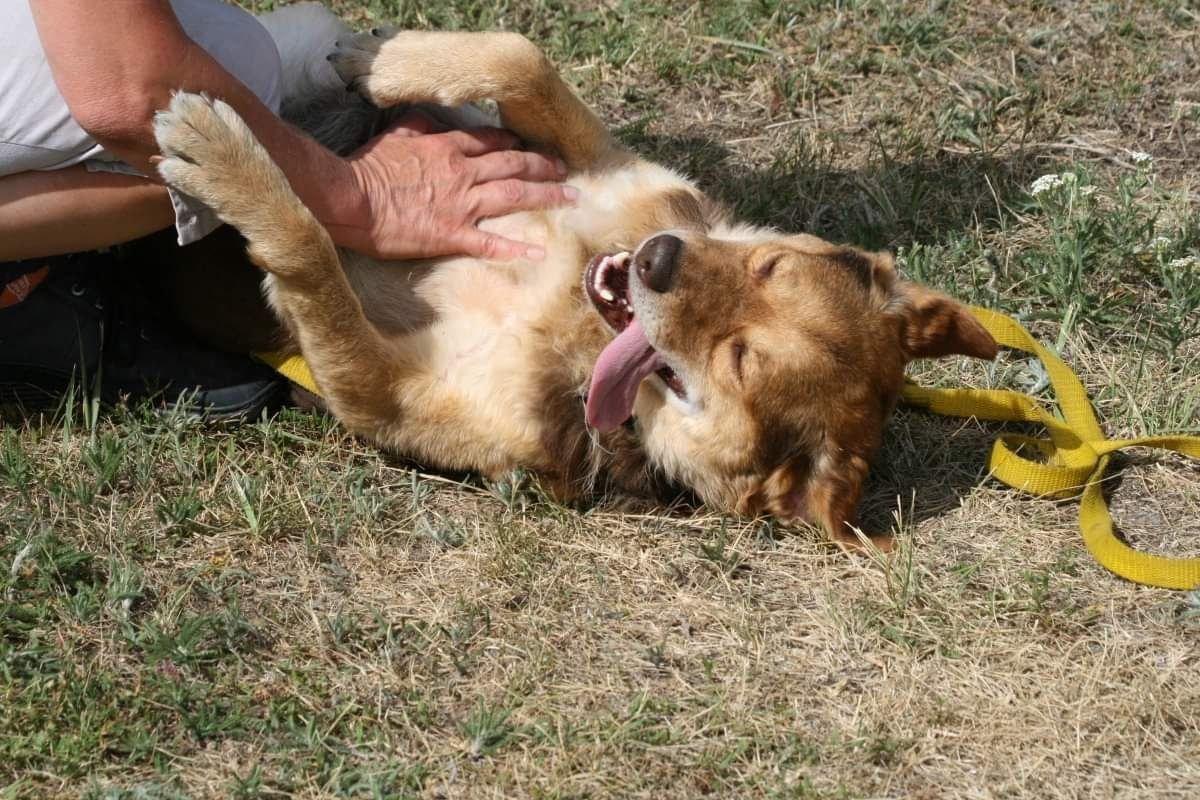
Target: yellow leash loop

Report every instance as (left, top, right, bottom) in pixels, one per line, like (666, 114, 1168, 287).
(257, 307, 1200, 589)
(902, 307, 1200, 590)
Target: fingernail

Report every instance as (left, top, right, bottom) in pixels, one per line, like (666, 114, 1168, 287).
(563, 186, 580, 202)
(555, 158, 568, 176)
(526, 246, 546, 261)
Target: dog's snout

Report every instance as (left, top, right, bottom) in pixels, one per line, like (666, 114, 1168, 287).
(635, 234, 682, 293)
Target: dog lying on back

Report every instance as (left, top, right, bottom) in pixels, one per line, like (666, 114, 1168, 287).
(152, 3, 997, 550)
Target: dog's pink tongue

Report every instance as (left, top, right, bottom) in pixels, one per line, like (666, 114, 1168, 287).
(586, 320, 665, 432)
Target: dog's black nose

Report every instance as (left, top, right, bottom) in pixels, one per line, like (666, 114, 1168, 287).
(635, 234, 682, 293)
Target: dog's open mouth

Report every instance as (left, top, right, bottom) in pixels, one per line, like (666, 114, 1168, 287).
(584, 251, 686, 432)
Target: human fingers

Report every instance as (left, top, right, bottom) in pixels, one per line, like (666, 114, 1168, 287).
(468, 179, 579, 220)
(470, 148, 567, 183)
(451, 225, 546, 262)
(440, 126, 523, 156)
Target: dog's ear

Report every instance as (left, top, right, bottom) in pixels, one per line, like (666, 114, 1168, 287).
(740, 450, 892, 553)
(891, 283, 998, 361)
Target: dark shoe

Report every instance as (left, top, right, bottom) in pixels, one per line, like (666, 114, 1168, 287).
(0, 252, 285, 418)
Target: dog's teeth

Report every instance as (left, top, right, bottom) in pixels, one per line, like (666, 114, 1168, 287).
(593, 256, 613, 293)
(599, 288, 615, 301)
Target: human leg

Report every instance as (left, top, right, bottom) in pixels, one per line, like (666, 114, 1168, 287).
(0, 167, 174, 262)
(0, 0, 286, 415)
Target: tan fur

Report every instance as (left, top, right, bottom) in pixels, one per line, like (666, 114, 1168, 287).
(329, 29, 624, 170)
(153, 30, 997, 551)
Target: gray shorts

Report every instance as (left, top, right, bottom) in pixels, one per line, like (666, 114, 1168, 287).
(0, 0, 282, 245)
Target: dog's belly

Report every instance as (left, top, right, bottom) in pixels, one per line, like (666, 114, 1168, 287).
(341, 214, 583, 453)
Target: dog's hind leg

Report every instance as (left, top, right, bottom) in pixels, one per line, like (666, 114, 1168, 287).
(152, 92, 407, 440)
(328, 30, 626, 171)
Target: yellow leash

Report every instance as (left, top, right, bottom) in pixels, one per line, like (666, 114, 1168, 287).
(256, 351, 320, 396)
(902, 306, 1200, 590)
(257, 306, 1200, 589)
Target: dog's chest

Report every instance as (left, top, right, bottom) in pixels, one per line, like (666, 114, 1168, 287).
(421, 254, 569, 385)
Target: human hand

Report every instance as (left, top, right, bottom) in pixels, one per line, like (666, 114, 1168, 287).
(327, 114, 577, 261)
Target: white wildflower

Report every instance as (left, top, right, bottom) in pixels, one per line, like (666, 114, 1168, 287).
(1079, 185, 1097, 197)
(1030, 174, 1065, 195)
(1133, 236, 1173, 255)
(1168, 255, 1198, 270)
(1130, 150, 1153, 164)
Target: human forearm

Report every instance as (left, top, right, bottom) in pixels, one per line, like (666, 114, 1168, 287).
(0, 167, 175, 261)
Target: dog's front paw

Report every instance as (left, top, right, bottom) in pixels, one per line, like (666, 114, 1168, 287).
(154, 93, 262, 211)
(154, 92, 295, 238)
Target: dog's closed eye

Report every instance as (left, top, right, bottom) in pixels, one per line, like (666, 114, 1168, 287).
(732, 340, 747, 383)
(756, 254, 782, 280)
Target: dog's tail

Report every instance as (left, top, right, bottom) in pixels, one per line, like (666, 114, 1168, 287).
(256, 2, 350, 105)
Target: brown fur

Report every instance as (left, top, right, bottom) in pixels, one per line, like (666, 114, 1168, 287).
(152, 28, 998, 552)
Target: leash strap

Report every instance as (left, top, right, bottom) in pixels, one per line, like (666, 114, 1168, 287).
(256, 351, 320, 396)
(257, 306, 1200, 589)
(902, 307, 1200, 590)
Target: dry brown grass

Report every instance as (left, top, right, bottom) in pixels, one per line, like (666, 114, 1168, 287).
(3, 1, 1199, 798)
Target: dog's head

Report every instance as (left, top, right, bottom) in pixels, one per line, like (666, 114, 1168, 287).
(584, 230, 997, 546)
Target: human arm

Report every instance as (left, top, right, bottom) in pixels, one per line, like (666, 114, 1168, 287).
(27, 0, 574, 261)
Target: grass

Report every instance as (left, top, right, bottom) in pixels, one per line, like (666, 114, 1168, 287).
(4, 0, 1200, 797)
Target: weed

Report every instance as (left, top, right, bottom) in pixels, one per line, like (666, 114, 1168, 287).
(0, 430, 32, 494)
(699, 521, 749, 577)
(155, 491, 203, 534)
(461, 702, 516, 759)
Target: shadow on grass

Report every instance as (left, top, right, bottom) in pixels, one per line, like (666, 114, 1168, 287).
(859, 410, 1008, 536)
(619, 125, 1044, 251)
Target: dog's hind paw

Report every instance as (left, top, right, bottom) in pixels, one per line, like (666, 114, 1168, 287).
(327, 30, 475, 108)
(327, 31, 387, 99)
